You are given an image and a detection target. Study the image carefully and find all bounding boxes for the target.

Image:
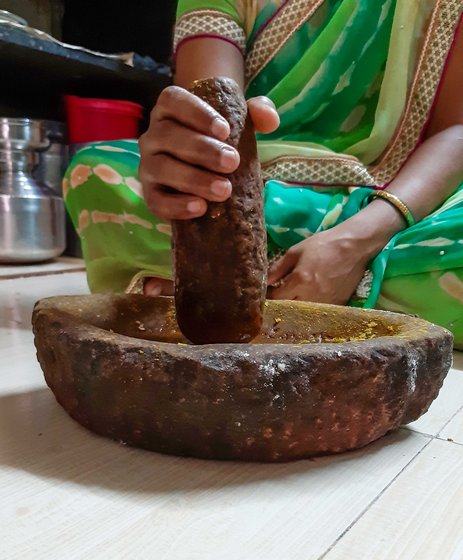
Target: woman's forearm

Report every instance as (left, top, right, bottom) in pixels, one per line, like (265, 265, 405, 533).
(340, 20, 463, 258)
(338, 124, 463, 257)
(174, 39, 245, 89)
(385, 124, 463, 219)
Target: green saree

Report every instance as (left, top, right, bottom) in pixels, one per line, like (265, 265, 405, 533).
(64, 0, 463, 346)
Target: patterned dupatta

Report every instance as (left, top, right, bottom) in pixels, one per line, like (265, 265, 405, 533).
(244, 0, 463, 187)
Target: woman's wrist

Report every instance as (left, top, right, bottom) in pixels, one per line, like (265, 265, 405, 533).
(335, 198, 405, 260)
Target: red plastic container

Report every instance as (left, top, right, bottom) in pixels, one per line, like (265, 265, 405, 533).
(64, 95, 143, 144)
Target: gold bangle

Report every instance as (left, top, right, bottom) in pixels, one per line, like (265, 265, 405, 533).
(367, 190, 416, 228)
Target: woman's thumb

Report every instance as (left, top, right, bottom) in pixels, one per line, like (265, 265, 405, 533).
(248, 96, 280, 134)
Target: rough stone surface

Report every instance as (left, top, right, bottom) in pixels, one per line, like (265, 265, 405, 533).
(32, 295, 453, 462)
(172, 77, 267, 344)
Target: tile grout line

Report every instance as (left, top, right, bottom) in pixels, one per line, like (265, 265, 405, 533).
(317, 435, 434, 560)
(403, 426, 435, 438)
(435, 436, 463, 447)
(436, 402, 463, 439)
(0, 268, 86, 281)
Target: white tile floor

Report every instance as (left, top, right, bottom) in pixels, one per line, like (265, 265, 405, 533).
(0, 260, 462, 560)
(0, 257, 85, 280)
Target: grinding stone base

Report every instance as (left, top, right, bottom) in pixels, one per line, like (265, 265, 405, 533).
(32, 295, 453, 462)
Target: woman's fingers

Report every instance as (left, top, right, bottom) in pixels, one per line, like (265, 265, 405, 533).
(268, 249, 299, 285)
(141, 119, 239, 175)
(248, 96, 280, 134)
(139, 87, 279, 222)
(144, 277, 174, 296)
(268, 272, 301, 301)
(145, 185, 208, 221)
(152, 86, 230, 141)
(154, 88, 280, 139)
(140, 153, 232, 203)
(139, 87, 240, 221)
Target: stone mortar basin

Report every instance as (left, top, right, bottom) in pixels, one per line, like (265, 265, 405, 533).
(32, 295, 453, 462)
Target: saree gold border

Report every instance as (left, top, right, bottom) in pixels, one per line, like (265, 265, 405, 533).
(370, 0, 463, 185)
(261, 156, 377, 186)
(174, 10, 247, 54)
(244, 0, 325, 87)
(125, 272, 146, 294)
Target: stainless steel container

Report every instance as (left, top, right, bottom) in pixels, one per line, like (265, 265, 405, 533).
(34, 120, 69, 196)
(0, 118, 66, 263)
(33, 121, 83, 258)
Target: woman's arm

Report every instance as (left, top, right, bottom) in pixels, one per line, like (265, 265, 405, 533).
(175, 38, 245, 89)
(338, 124, 463, 262)
(336, 20, 463, 260)
(269, 22, 463, 303)
(269, 125, 463, 303)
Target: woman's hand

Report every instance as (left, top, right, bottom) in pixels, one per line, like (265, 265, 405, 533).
(139, 85, 279, 221)
(267, 228, 371, 305)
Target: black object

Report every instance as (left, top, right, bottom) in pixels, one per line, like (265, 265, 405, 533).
(0, 24, 171, 121)
(62, 0, 177, 66)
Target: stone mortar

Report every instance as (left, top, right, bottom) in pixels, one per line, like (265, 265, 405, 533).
(32, 295, 453, 462)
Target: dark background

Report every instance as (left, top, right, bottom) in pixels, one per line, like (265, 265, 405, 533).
(0, 0, 177, 119)
(62, 0, 177, 65)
